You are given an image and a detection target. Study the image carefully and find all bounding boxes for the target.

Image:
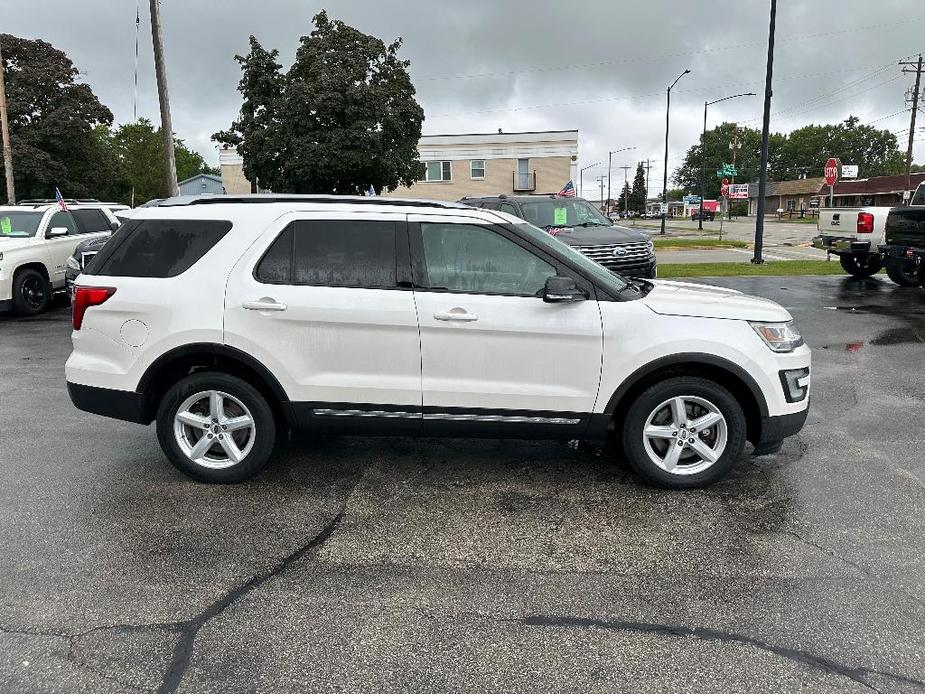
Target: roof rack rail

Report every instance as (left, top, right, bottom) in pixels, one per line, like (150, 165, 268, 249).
(15, 198, 100, 205)
(157, 194, 468, 210)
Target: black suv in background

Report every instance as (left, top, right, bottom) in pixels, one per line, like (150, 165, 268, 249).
(461, 195, 657, 278)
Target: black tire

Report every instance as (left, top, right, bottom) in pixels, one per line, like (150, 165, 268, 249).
(156, 372, 276, 483)
(885, 258, 921, 287)
(621, 376, 747, 489)
(11, 268, 50, 316)
(839, 253, 881, 278)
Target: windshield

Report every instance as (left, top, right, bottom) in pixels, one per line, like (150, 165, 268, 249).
(517, 198, 612, 228)
(0, 212, 43, 238)
(510, 222, 631, 294)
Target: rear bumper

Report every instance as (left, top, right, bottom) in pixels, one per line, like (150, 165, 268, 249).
(879, 244, 924, 262)
(67, 381, 150, 425)
(812, 235, 872, 254)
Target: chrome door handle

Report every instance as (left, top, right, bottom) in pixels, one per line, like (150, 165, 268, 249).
(243, 299, 288, 312)
(433, 310, 478, 322)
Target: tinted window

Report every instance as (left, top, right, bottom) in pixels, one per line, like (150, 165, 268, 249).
(48, 211, 78, 236)
(500, 202, 518, 216)
(255, 227, 293, 283)
(85, 219, 231, 278)
(256, 220, 397, 288)
(72, 209, 111, 234)
(480, 201, 501, 210)
(421, 223, 555, 296)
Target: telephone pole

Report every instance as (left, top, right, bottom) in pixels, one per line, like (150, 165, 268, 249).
(596, 176, 606, 212)
(900, 54, 923, 202)
(619, 164, 632, 215)
(149, 0, 179, 198)
(0, 40, 15, 204)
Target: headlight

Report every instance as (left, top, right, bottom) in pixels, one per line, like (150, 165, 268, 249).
(750, 320, 803, 352)
(67, 256, 81, 271)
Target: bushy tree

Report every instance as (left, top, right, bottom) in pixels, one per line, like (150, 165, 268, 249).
(615, 182, 630, 212)
(214, 11, 425, 194)
(629, 162, 647, 213)
(0, 34, 121, 201)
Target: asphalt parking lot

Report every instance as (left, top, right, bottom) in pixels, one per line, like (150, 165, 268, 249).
(1, 275, 924, 694)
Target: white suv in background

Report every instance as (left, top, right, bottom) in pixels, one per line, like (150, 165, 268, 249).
(0, 202, 120, 315)
(66, 195, 811, 488)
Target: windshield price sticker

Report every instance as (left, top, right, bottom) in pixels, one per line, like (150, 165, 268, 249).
(553, 207, 568, 226)
(0, 217, 11, 235)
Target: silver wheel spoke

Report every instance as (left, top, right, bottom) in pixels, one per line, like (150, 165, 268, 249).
(209, 391, 225, 421)
(176, 410, 210, 429)
(645, 424, 676, 440)
(690, 411, 723, 430)
(188, 435, 214, 462)
(662, 442, 683, 471)
(670, 397, 687, 427)
(689, 438, 719, 463)
(223, 415, 253, 432)
(219, 436, 243, 463)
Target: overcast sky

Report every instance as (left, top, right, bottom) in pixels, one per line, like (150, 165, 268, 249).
(5, 0, 924, 195)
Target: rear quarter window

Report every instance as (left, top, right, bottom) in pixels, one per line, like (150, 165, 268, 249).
(84, 219, 231, 278)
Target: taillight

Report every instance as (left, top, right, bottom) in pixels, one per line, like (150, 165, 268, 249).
(72, 286, 116, 330)
(857, 212, 874, 234)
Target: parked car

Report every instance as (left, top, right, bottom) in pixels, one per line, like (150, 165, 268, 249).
(812, 183, 924, 283)
(690, 210, 715, 221)
(66, 195, 809, 488)
(879, 191, 925, 286)
(65, 236, 110, 297)
(0, 202, 120, 315)
(460, 195, 657, 278)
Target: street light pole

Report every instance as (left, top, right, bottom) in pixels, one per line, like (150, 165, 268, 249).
(661, 69, 691, 235)
(579, 162, 602, 198)
(753, 0, 777, 264)
(699, 92, 756, 230)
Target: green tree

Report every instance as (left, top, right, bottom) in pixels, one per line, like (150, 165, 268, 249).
(615, 182, 630, 212)
(671, 123, 770, 199)
(628, 162, 647, 213)
(0, 34, 121, 201)
(214, 11, 425, 194)
(111, 119, 218, 204)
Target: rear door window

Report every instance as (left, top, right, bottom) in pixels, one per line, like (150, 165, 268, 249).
(84, 219, 231, 278)
(72, 209, 112, 235)
(48, 211, 78, 236)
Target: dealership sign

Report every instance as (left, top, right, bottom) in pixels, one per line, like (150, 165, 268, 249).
(841, 164, 859, 179)
(728, 183, 749, 199)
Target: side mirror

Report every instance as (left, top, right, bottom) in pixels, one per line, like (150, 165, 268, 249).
(47, 227, 69, 238)
(110, 221, 121, 231)
(543, 276, 586, 303)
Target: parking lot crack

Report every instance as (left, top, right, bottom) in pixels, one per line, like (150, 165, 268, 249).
(523, 615, 923, 692)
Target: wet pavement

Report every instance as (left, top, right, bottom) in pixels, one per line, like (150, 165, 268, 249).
(1, 276, 923, 693)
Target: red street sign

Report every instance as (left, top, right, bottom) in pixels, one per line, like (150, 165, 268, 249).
(824, 158, 839, 186)
(720, 178, 730, 197)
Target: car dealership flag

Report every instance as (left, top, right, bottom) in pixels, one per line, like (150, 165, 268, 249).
(556, 180, 577, 197)
(55, 188, 68, 211)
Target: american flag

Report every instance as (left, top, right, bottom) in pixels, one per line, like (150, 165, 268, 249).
(55, 188, 68, 211)
(556, 180, 577, 197)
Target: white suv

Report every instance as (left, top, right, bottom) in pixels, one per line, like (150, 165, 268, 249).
(66, 195, 811, 488)
(0, 202, 120, 315)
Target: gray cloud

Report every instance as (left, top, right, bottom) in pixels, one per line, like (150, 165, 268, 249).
(4, 0, 923, 194)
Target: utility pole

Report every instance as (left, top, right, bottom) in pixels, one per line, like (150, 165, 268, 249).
(0, 40, 15, 204)
(643, 159, 651, 215)
(149, 0, 179, 198)
(596, 176, 606, 212)
(900, 54, 923, 202)
(753, 0, 777, 265)
(607, 151, 612, 216)
(619, 164, 632, 216)
(729, 130, 741, 220)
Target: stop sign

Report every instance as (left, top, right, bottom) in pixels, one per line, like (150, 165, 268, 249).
(824, 158, 839, 186)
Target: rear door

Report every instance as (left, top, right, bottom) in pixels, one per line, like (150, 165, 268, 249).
(408, 214, 603, 438)
(224, 211, 422, 431)
(42, 210, 79, 288)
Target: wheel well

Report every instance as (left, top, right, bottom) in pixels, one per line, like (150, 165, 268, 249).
(138, 347, 292, 426)
(14, 262, 50, 282)
(607, 361, 764, 445)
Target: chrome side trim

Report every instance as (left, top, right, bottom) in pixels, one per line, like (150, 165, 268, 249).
(313, 409, 420, 419)
(311, 409, 581, 425)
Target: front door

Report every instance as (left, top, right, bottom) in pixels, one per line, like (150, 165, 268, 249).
(409, 214, 603, 438)
(224, 211, 422, 432)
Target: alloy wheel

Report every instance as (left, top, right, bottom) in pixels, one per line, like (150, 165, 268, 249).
(20, 276, 46, 311)
(173, 390, 256, 469)
(642, 395, 728, 475)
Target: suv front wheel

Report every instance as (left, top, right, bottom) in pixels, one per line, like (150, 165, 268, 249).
(622, 376, 746, 488)
(156, 372, 276, 483)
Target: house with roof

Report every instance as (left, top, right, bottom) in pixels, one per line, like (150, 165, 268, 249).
(178, 173, 225, 196)
(828, 173, 925, 207)
(747, 177, 826, 216)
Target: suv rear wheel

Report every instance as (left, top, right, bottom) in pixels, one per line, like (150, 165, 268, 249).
(12, 268, 50, 316)
(156, 372, 276, 483)
(885, 258, 921, 287)
(621, 377, 746, 488)
(839, 253, 881, 278)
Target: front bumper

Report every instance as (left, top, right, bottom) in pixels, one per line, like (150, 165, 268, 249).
(812, 235, 872, 255)
(753, 407, 809, 455)
(879, 244, 924, 263)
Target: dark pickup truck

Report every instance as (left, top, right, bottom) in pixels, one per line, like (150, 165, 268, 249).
(879, 185, 925, 287)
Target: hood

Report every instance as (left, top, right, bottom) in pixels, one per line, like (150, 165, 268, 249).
(551, 224, 648, 246)
(74, 237, 108, 254)
(0, 236, 36, 251)
(642, 279, 792, 322)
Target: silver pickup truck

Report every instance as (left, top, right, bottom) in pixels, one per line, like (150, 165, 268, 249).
(813, 182, 924, 285)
